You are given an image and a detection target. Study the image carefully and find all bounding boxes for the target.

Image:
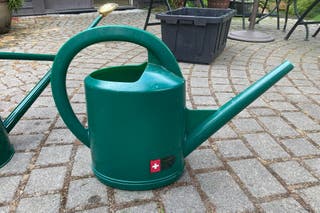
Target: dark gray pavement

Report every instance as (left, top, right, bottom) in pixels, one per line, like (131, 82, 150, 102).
(0, 9, 319, 212)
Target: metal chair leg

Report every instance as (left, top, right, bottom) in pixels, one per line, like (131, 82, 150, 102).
(312, 26, 320, 37)
(261, 0, 269, 14)
(164, 0, 171, 11)
(144, 0, 172, 30)
(276, 0, 280, 30)
(242, 0, 245, 29)
(284, 0, 319, 40)
(283, 0, 292, 31)
(256, 0, 280, 29)
(144, 0, 154, 30)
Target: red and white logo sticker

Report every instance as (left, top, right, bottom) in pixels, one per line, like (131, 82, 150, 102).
(150, 159, 161, 173)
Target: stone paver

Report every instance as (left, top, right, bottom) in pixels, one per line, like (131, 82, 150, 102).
(115, 189, 154, 204)
(161, 186, 206, 212)
(244, 133, 290, 160)
(298, 185, 320, 211)
(297, 102, 320, 121)
(46, 128, 76, 144)
(270, 161, 318, 185)
(258, 116, 299, 137)
(0, 176, 21, 203)
(71, 146, 92, 177)
(16, 194, 60, 213)
(261, 197, 308, 213)
(36, 145, 73, 165)
(0, 206, 9, 212)
(66, 178, 108, 210)
(0, 152, 33, 175)
(77, 206, 109, 212)
(281, 138, 320, 157)
(197, 171, 254, 212)
(232, 118, 264, 133)
(216, 139, 252, 158)
(176, 170, 192, 183)
(304, 158, 320, 176)
(9, 134, 44, 151)
(282, 112, 320, 131)
(229, 159, 287, 198)
(187, 149, 223, 170)
(0, 9, 319, 212)
(10, 119, 52, 135)
(308, 133, 320, 146)
(24, 167, 66, 194)
(268, 101, 297, 111)
(211, 124, 238, 139)
(116, 202, 158, 213)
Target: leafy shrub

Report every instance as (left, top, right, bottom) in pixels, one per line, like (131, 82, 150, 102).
(8, 0, 24, 11)
(287, 0, 320, 19)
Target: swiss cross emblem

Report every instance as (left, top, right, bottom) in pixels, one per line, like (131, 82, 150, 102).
(150, 159, 161, 173)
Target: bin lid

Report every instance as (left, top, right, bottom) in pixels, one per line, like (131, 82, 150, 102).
(156, 7, 236, 25)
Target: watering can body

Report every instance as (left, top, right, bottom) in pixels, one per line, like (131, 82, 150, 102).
(51, 25, 189, 190)
(85, 63, 186, 189)
(51, 25, 294, 190)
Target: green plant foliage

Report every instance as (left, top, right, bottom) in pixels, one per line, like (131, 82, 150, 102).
(168, 0, 184, 9)
(169, 0, 207, 8)
(313, 13, 320, 21)
(8, 0, 24, 11)
(202, 0, 208, 6)
(288, 0, 320, 19)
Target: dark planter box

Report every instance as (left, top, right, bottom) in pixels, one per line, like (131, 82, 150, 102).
(156, 8, 235, 64)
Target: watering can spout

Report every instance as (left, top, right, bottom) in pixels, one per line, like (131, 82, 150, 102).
(183, 60, 294, 157)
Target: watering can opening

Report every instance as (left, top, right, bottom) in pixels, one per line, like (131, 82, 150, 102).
(90, 62, 147, 83)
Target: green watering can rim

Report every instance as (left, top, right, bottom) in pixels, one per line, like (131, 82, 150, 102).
(85, 62, 185, 93)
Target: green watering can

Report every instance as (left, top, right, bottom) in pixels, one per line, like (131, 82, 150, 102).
(51, 25, 294, 190)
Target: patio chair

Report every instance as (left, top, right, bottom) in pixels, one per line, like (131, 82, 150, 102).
(284, 0, 320, 40)
(256, 0, 282, 30)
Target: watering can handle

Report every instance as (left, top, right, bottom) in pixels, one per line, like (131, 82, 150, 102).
(51, 25, 182, 147)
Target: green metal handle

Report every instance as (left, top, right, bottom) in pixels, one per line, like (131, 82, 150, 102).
(51, 25, 182, 147)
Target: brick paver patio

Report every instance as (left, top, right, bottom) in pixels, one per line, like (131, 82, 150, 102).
(0, 9, 319, 212)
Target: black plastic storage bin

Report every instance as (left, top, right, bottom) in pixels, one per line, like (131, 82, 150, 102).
(156, 8, 235, 64)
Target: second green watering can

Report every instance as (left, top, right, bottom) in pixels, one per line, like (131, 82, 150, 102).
(51, 25, 294, 190)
